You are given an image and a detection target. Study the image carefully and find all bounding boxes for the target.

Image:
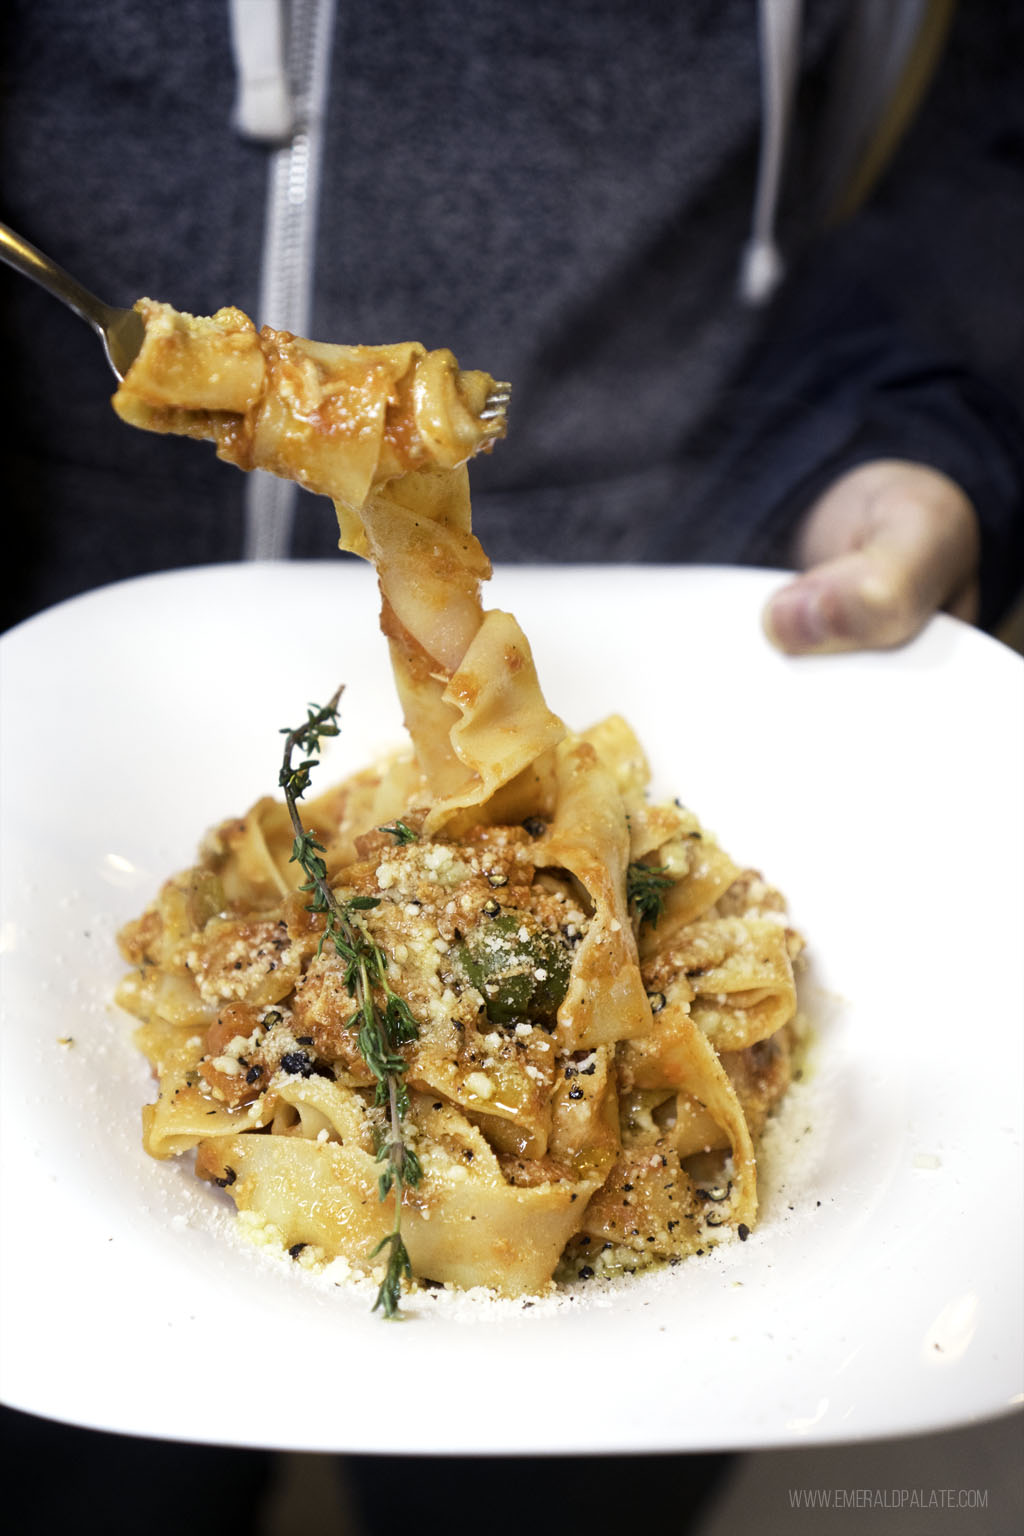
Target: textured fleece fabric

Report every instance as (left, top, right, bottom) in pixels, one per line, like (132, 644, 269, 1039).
(1, 0, 1022, 630)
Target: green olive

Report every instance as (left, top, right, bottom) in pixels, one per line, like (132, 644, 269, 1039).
(457, 909, 572, 1026)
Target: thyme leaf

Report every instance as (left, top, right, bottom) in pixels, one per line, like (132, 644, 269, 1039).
(626, 860, 674, 929)
(279, 688, 422, 1318)
(379, 819, 419, 845)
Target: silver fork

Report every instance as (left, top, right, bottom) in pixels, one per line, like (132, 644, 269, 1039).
(0, 219, 511, 425)
(0, 220, 145, 381)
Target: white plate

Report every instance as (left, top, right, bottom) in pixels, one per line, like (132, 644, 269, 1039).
(1, 563, 1021, 1454)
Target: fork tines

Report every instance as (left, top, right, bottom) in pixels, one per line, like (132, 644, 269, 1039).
(480, 382, 511, 424)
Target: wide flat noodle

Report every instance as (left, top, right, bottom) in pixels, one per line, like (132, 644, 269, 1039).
(585, 1000, 758, 1255)
(539, 737, 652, 1052)
(644, 917, 797, 1052)
(340, 466, 566, 817)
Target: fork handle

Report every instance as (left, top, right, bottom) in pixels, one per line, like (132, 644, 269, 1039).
(0, 220, 112, 331)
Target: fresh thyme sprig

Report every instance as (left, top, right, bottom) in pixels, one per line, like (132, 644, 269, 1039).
(626, 860, 674, 930)
(279, 689, 423, 1318)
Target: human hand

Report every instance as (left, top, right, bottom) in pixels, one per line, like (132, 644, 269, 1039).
(762, 459, 980, 653)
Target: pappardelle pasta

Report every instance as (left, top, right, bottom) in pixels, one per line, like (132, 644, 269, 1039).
(114, 300, 805, 1304)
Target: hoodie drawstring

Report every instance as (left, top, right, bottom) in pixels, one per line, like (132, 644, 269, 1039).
(739, 0, 804, 307)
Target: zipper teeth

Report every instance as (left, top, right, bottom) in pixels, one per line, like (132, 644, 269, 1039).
(244, 0, 337, 562)
(263, 0, 334, 335)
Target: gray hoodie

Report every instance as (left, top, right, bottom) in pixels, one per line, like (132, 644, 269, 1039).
(1, 0, 1021, 628)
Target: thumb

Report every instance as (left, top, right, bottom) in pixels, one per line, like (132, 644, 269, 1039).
(763, 547, 935, 653)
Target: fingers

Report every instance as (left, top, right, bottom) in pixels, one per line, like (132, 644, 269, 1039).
(763, 548, 976, 652)
(763, 460, 980, 654)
